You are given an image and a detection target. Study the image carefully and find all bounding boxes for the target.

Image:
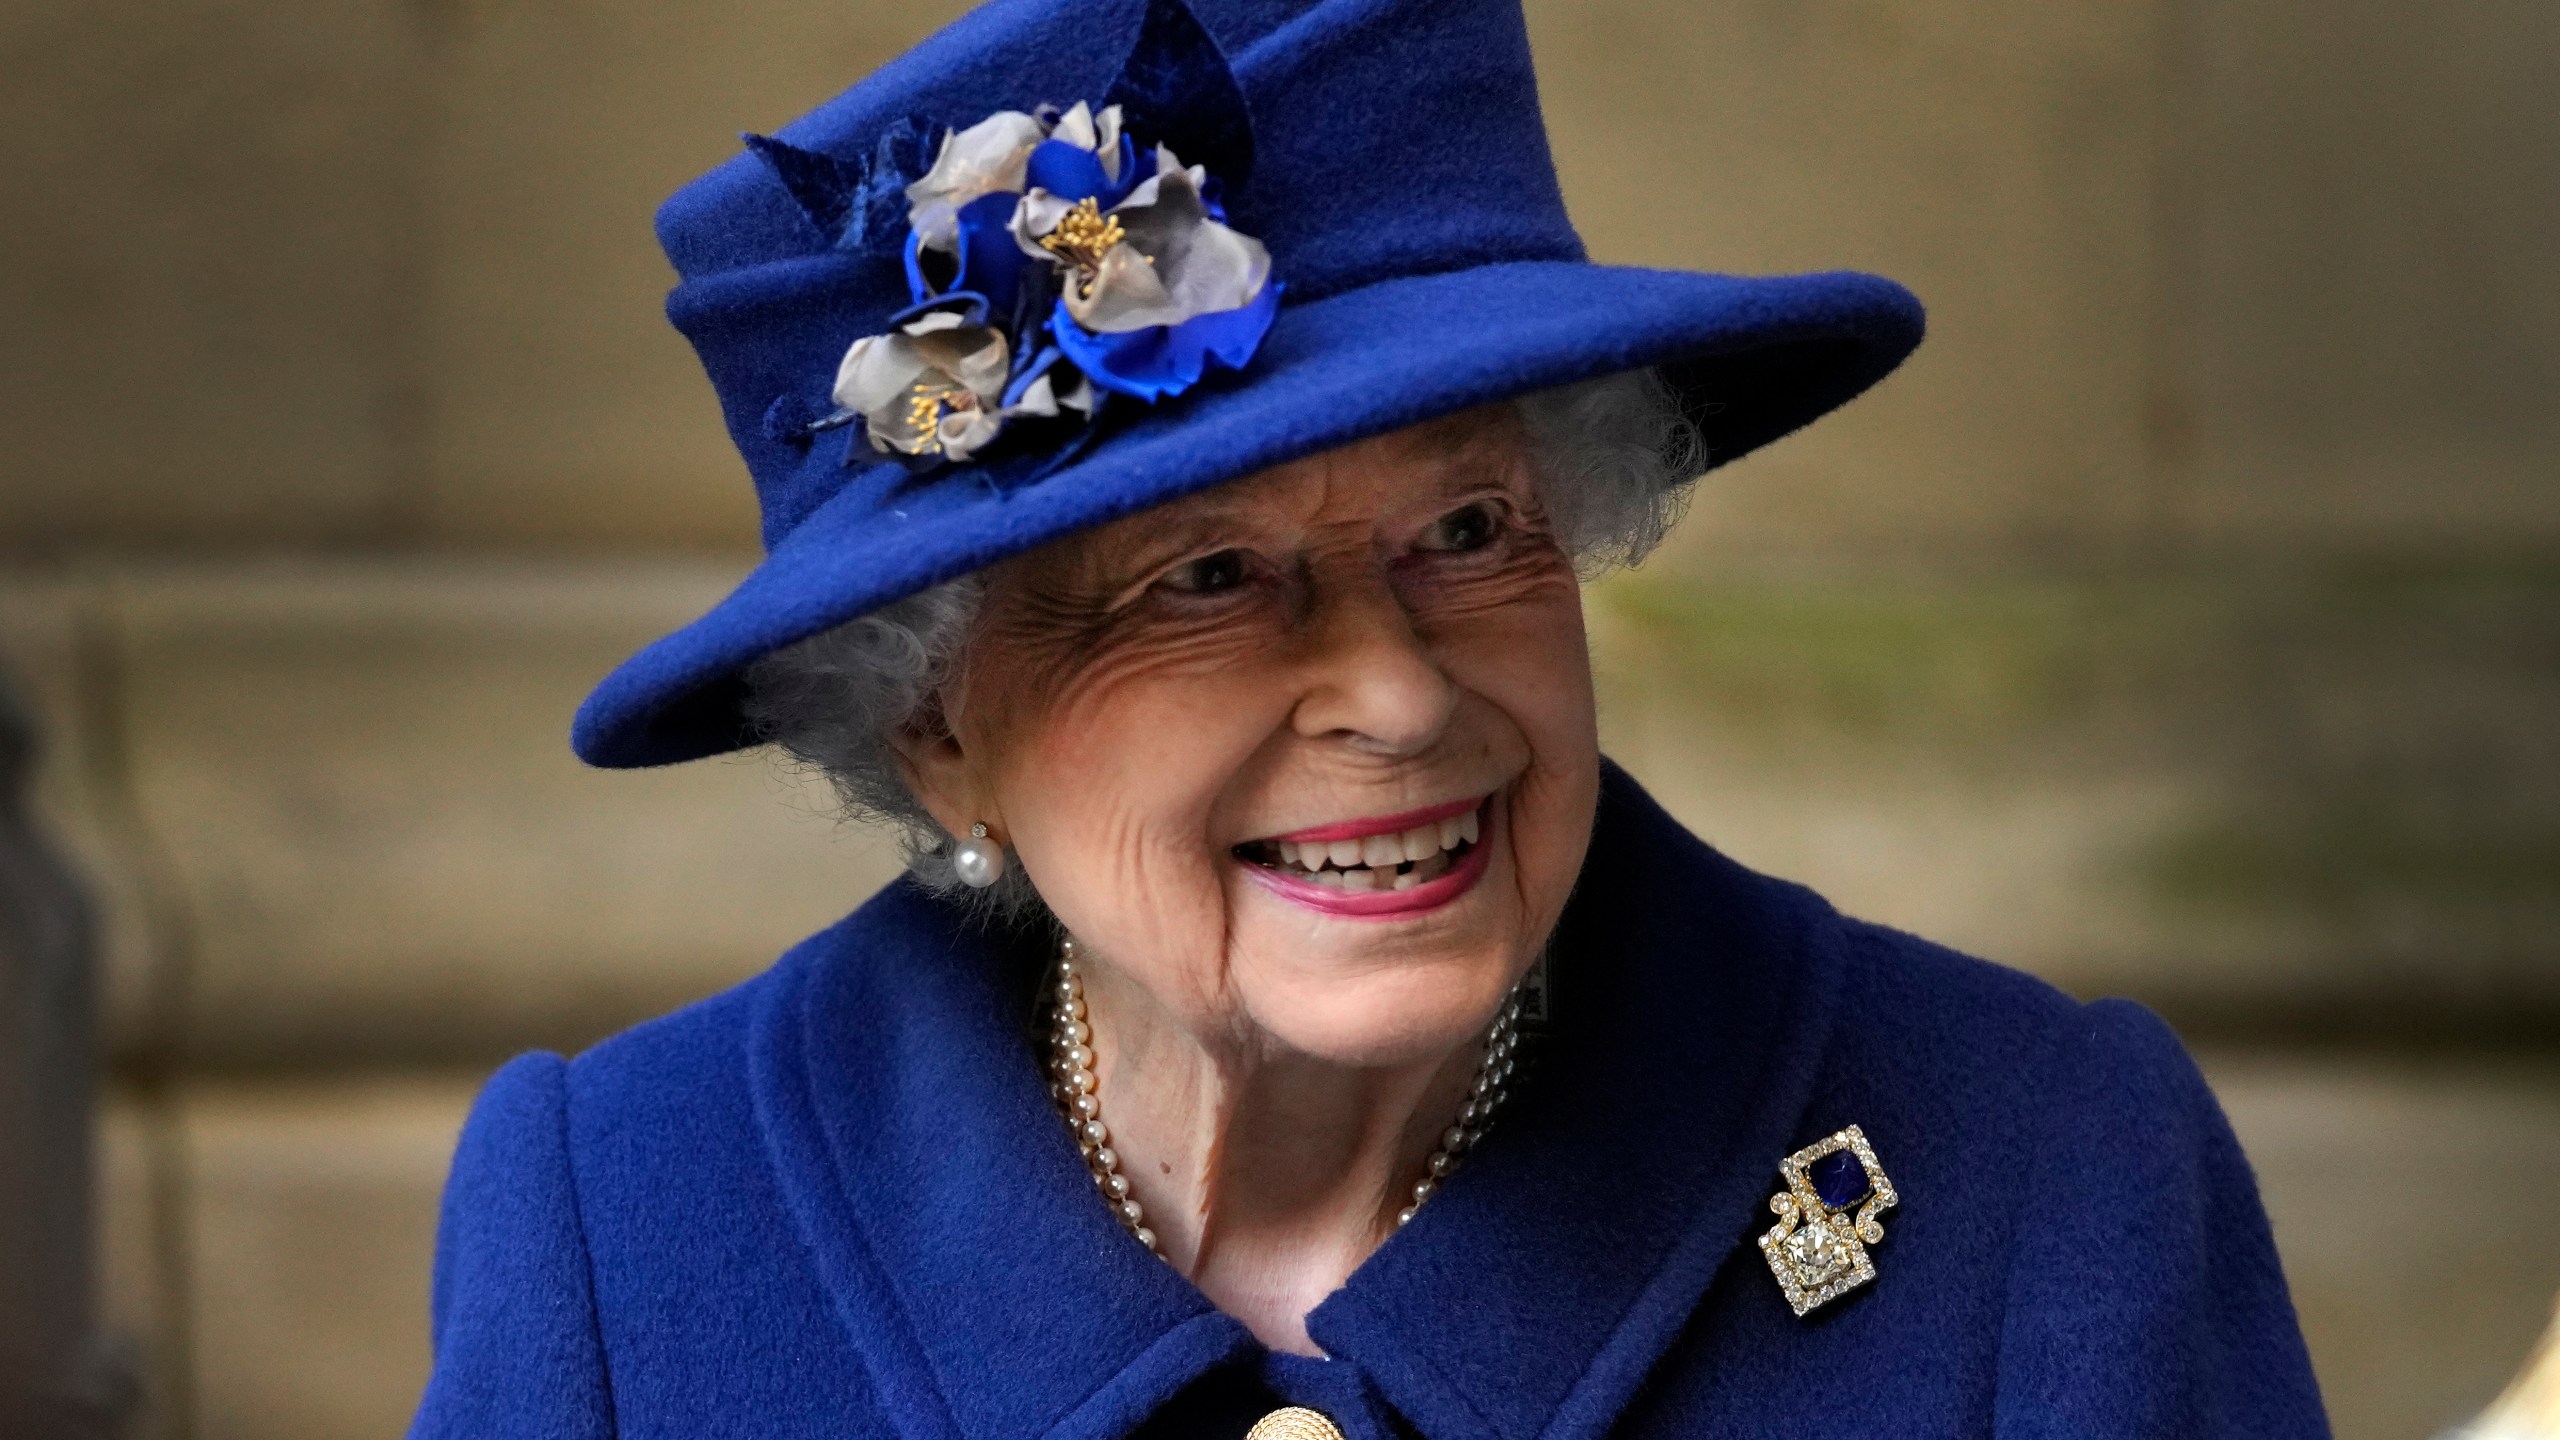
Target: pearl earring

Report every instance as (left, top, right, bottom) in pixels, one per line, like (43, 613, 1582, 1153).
(953, 822, 1006, 889)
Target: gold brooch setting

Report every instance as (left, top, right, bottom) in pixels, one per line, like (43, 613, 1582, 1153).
(1759, 1124, 1897, 1317)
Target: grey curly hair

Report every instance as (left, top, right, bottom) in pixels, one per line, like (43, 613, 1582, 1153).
(741, 367, 1705, 914)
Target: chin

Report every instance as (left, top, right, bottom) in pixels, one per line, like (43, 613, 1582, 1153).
(1236, 929, 1531, 1068)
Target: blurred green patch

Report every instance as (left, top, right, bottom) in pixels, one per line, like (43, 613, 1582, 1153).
(1590, 569, 2132, 739)
(2140, 796, 2560, 917)
(1592, 558, 2560, 740)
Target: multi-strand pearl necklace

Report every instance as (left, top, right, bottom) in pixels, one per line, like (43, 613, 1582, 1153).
(1045, 937, 1526, 1255)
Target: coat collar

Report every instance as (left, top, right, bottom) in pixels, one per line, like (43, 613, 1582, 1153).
(749, 762, 1849, 1440)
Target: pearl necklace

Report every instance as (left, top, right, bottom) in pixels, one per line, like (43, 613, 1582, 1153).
(1045, 937, 1525, 1255)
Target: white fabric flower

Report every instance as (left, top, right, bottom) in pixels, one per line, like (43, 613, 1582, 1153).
(832, 310, 1013, 459)
(903, 110, 1047, 252)
(830, 310, 1101, 461)
(1015, 146, 1272, 335)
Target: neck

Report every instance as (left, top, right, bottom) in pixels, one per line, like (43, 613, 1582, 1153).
(1071, 951, 1489, 1355)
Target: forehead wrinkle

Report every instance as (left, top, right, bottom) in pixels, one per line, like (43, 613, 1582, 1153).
(1072, 476, 1309, 582)
(1040, 406, 1541, 594)
(1293, 423, 1534, 535)
(1355, 410, 1535, 501)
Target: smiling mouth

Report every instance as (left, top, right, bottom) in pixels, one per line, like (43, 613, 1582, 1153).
(1232, 798, 1486, 894)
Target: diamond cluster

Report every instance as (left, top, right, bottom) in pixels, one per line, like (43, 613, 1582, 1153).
(1758, 1124, 1898, 1317)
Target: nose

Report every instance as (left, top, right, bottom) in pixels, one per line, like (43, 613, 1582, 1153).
(1288, 570, 1458, 756)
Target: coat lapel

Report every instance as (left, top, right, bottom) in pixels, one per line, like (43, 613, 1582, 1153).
(749, 886, 1256, 1440)
(1307, 764, 1850, 1440)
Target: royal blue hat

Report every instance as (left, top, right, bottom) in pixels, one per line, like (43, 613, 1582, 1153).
(573, 0, 1924, 768)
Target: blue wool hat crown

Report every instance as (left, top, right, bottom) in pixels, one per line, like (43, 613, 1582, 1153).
(573, 0, 1925, 768)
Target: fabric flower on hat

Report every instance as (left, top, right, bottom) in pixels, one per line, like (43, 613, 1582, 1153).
(1018, 102, 1141, 213)
(833, 304, 1101, 463)
(824, 97, 1275, 465)
(832, 309, 1017, 461)
(903, 110, 1047, 253)
(1015, 145, 1280, 401)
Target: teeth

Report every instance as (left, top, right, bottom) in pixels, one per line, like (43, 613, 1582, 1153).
(1263, 802, 1484, 882)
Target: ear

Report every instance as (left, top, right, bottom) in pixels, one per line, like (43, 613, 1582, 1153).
(886, 691, 1001, 844)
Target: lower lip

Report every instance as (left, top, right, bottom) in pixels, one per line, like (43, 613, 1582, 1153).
(1239, 805, 1498, 919)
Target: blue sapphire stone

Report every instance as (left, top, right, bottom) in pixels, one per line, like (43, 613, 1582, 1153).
(1809, 1148, 1870, 1210)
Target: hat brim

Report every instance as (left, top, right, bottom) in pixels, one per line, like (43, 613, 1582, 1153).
(574, 260, 1923, 767)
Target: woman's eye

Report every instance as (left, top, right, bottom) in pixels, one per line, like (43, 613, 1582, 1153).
(1160, 549, 1252, 595)
(1419, 501, 1502, 554)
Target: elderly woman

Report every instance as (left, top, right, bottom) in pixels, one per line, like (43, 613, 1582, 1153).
(412, 1, 2328, 1436)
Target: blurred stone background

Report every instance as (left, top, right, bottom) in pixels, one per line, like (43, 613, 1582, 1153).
(0, 0, 2554, 1437)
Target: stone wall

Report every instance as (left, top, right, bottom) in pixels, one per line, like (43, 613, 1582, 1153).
(2, 2, 2554, 1438)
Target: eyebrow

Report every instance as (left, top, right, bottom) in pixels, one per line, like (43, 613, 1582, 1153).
(1086, 431, 1533, 583)
(1081, 502, 1261, 605)
(1102, 502, 1259, 566)
(1432, 442, 1530, 491)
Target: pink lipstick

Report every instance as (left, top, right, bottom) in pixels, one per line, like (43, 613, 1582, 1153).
(1266, 795, 1486, 846)
(1234, 795, 1495, 919)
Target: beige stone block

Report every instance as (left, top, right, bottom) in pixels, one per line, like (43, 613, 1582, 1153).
(2162, 0, 2560, 547)
(0, 0, 421, 546)
(1529, 0, 2165, 562)
(2205, 1053, 2560, 1440)
(1589, 561, 2560, 1024)
(106, 560, 905, 1066)
(177, 1074, 474, 1440)
(411, 0, 974, 547)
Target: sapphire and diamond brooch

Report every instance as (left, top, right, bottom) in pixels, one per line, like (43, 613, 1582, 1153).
(1760, 1124, 1897, 1317)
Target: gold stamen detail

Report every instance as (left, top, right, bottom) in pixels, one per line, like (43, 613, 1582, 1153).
(902, 385, 979, 454)
(1038, 197, 1127, 294)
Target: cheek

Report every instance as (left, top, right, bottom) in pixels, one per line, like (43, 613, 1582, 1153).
(1414, 555, 1599, 767)
(1426, 570, 1601, 906)
(968, 615, 1293, 956)
(1461, 590, 1595, 752)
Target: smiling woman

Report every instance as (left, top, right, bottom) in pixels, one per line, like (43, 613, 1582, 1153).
(408, 0, 2330, 1436)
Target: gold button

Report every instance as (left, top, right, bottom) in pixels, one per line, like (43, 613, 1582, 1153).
(1245, 1406, 1346, 1440)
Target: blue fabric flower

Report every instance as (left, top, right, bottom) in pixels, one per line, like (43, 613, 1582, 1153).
(903, 190, 1032, 312)
(1052, 273, 1280, 401)
(1021, 102, 1144, 214)
(1022, 149, 1279, 398)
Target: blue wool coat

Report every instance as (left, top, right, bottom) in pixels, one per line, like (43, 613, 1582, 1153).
(410, 765, 2329, 1439)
